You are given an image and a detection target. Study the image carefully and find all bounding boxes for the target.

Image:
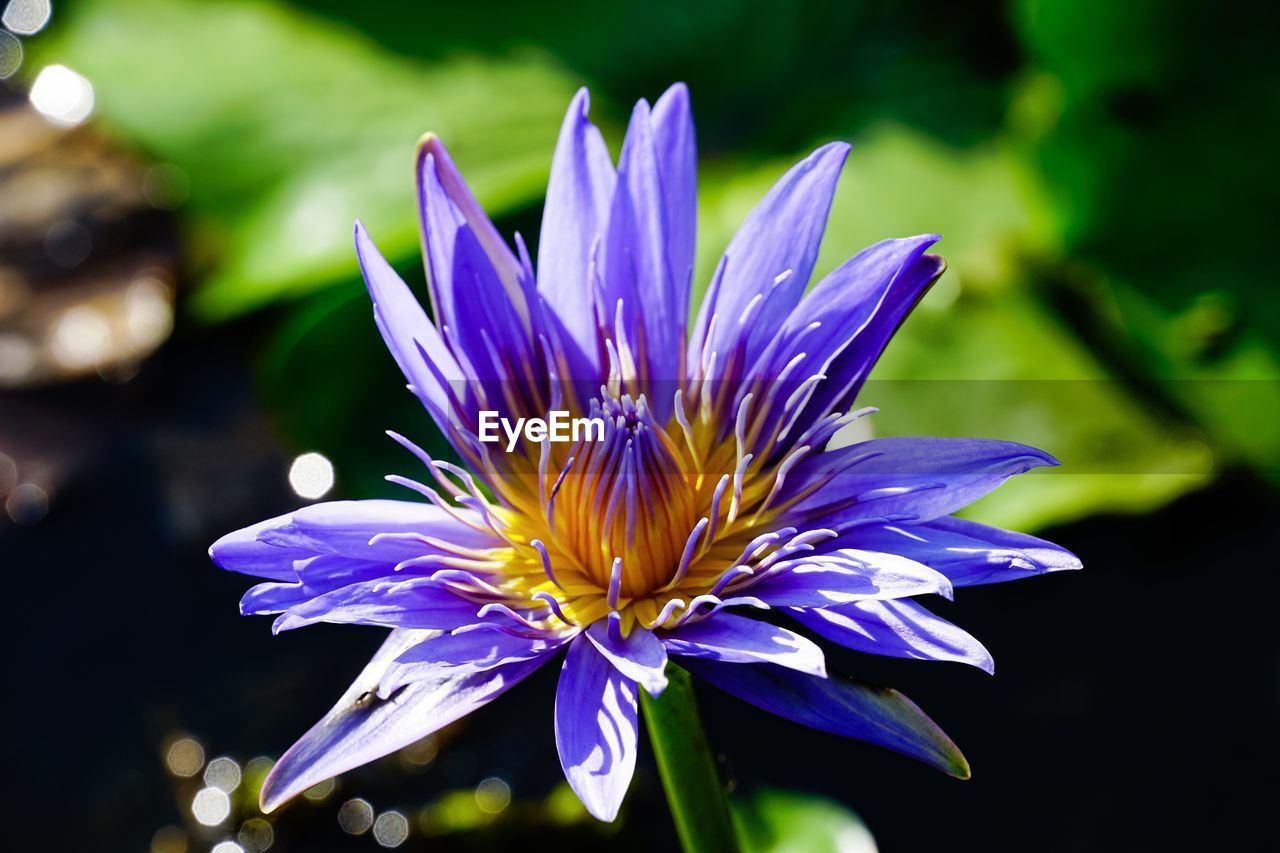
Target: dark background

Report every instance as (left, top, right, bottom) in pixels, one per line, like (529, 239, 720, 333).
(2, 1, 1278, 850)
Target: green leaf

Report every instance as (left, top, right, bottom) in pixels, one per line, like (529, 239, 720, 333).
(696, 124, 1208, 531)
(732, 788, 877, 853)
(32, 0, 578, 318)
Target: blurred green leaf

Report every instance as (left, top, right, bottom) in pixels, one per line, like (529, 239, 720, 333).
(732, 788, 877, 853)
(698, 125, 1207, 531)
(1011, 0, 1280, 479)
(258, 276, 451, 500)
(33, 0, 578, 318)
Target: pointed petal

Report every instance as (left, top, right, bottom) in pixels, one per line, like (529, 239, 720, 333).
(585, 619, 668, 696)
(239, 555, 389, 616)
(209, 513, 307, 581)
(661, 612, 827, 677)
(271, 577, 480, 634)
(744, 549, 953, 607)
(683, 659, 969, 778)
(537, 88, 615, 379)
(417, 134, 525, 305)
(784, 437, 1059, 530)
(651, 82, 697, 314)
(601, 99, 682, 400)
(554, 634, 638, 822)
(381, 624, 569, 694)
(260, 629, 545, 813)
(255, 499, 496, 563)
(789, 600, 994, 673)
(789, 239, 944, 420)
(355, 221, 467, 433)
(919, 516, 1082, 585)
(690, 142, 849, 377)
(418, 147, 534, 388)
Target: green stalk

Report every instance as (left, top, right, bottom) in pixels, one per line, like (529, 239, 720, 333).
(640, 663, 740, 852)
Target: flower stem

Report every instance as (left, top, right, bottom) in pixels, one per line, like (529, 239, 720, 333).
(640, 663, 740, 853)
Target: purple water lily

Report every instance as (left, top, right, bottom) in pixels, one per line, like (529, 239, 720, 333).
(211, 83, 1079, 822)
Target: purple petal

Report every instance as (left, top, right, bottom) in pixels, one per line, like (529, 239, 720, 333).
(602, 99, 682, 402)
(417, 134, 526, 302)
(651, 82, 697, 320)
(213, 500, 498, 616)
(682, 659, 970, 778)
(789, 600, 994, 673)
(743, 549, 952, 607)
(260, 628, 545, 813)
(537, 88, 615, 379)
(381, 624, 569, 695)
(418, 148, 534, 392)
(922, 516, 1082, 585)
(689, 142, 850, 379)
(239, 555, 389, 616)
(789, 240, 945, 428)
(783, 437, 1058, 530)
(255, 499, 496, 564)
(271, 577, 481, 634)
(554, 634, 638, 822)
(354, 221, 467, 433)
(209, 513, 307, 581)
(585, 619, 668, 696)
(661, 612, 827, 677)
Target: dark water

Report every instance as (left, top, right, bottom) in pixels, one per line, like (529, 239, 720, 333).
(4, 315, 1278, 852)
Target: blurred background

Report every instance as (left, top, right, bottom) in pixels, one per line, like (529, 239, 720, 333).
(2, 0, 1278, 850)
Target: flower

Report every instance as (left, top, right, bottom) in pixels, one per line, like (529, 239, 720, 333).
(211, 83, 1080, 822)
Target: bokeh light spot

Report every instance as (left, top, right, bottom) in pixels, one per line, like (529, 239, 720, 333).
(289, 452, 334, 499)
(474, 777, 511, 814)
(126, 278, 174, 348)
(337, 798, 373, 835)
(44, 220, 92, 268)
(373, 811, 409, 848)
(204, 756, 242, 793)
(398, 735, 436, 771)
(2, 0, 51, 35)
(0, 30, 21, 78)
(29, 64, 94, 126)
(0, 334, 35, 383)
(192, 787, 231, 826)
(149, 826, 187, 853)
(302, 777, 336, 801)
(237, 817, 274, 853)
(210, 842, 244, 853)
(6, 482, 48, 525)
(0, 453, 16, 498)
(165, 738, 205, 778)
(51, 305, 111, 369)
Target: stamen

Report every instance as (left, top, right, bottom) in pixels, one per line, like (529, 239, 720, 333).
(383, 474, 493, 537)
(477, 602, 546, 631)
(530, 539, 564, 591)
(427, 568, 508, 596)
(653, 597, 687, 627)
(750, 444, 811, 523)
(607, 556, 623, 610)
(672, 388, 700, 471)
(727, 452, 753, 526)
(386, 431, 465, 497)
(660, 517, 709, 592)
(531, 591, 574, 626)
(703, 474, 731, 547)
(733, 392, 753, 469)
(544, 455, 576, 535)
